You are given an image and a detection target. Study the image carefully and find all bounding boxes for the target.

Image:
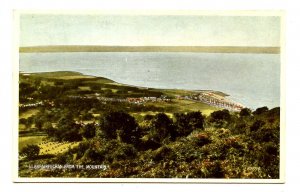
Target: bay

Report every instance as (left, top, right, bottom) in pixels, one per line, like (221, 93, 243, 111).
(19, 52, 280, 109)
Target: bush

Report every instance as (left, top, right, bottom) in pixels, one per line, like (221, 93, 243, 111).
(252, 127, 279, 143)
(191, 133, 211, 147)
(199, 159, 224, 178)
(20, 144, 40, 160)
(152, 146, 175, 162)
(250, 120, 265, 132)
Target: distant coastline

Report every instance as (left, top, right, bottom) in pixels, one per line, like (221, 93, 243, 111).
(19, 70, 245, 111)
(19, 45, 280, 54)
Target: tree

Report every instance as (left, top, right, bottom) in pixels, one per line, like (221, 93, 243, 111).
(239, 108, 252, 117)
(99, 111, 140, 145)
(250, 120, 265, 132)
(81, 111, 94, 121)
(209, 109, 231, 127)
(148, 113, 175, 144)
(174, 111, 205, 137)
(19, 82, 35, 96)
(34, 116, 44, 131)
(81, 123, 96, 139)
(25, 116, 34, 129)
(53, 114, 82, 141)
(20, 144, 40, 159)
(210, 109, 231, 121)
(44, 122, 53, 130)
(19, 118, 27, 125)
(186, 111, 205, 130)
(253, 106, 269, 115)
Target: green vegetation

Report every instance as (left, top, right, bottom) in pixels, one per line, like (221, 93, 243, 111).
(18, 71, 280, 179)
(20, 144, 40, 160)
(19, 136, 46, 151)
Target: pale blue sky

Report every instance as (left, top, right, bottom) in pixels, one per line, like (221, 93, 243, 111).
(20, 14, 280, 47)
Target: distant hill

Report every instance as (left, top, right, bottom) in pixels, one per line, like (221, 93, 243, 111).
(19, 45, 280, 54)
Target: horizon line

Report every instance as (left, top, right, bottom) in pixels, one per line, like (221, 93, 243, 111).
(19, 45, 280, 54)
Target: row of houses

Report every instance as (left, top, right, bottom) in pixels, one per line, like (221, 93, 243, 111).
(126, 96, 171, 105)
(19, 100, 55, 108)
(19, 101, 43, 108)
(69, 95, 171, 105)
(176, 92, 245, 111)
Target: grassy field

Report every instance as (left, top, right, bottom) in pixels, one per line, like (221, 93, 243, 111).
(102, 87, 119, 93)
(146, 99, 219, 116)
(131, 111, 174, 122)
(38, 141, 80, 155)
(78, 86, 91, 91)
(19, 136, 46, 151)
(24, 71, 95, 79)
(19, 124, 26, 130)
(19, 109, 39, 119)
(19, 136, 80, 155)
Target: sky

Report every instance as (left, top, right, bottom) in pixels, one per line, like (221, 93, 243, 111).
(20, 14, 281, 47)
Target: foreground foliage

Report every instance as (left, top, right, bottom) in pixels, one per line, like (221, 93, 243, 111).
(18, 72, 280, 178)
(19, 107, 280, 179)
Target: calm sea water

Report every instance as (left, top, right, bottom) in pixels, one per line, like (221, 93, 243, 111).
(19, 52, 280, 109)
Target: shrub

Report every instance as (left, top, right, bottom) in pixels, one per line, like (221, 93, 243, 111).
(199, 159, 224, 178)
(20, 144, 40, 160)
(191, 133, 211, 147)
(152, 146, 175, 162)
(252, 127, 279, 143)
(250, 120, 265, 132)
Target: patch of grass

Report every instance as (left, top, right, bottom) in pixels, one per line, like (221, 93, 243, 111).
(146, 99, 218, 116)
(53, 75, 96, 80)
(38, 141, 80, 155)
(101, 88, 118, 93)
(19, 136, 46, 151)
(19, 124, 26, 130)
(19, 109, 39, 119)
(28, 71, 96, 80)
(83, 77, 115, 84)
(41, 80, 54, 86)
(78, 86, 91, 91)
(92, 114, 100, 117)
(82, 120, 96, 124)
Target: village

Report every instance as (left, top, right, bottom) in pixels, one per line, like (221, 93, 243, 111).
(176, 91, 245, 111)
(19, 100, 55, 108)
(20, 91, 244, 112)
(68, 94, 172, 105)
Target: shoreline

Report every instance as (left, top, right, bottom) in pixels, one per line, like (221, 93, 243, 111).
(19, 70, 245, 111)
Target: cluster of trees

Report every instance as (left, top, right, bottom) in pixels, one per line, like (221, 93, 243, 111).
(46, 114, 96, 142)
(19, 74, 167, 133)
(19, 74, 165, 103)
(19, 106, 280, 178)
(39, 110, 205, 148)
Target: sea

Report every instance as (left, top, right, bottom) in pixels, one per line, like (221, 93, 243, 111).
(19, 52, 281, 109)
